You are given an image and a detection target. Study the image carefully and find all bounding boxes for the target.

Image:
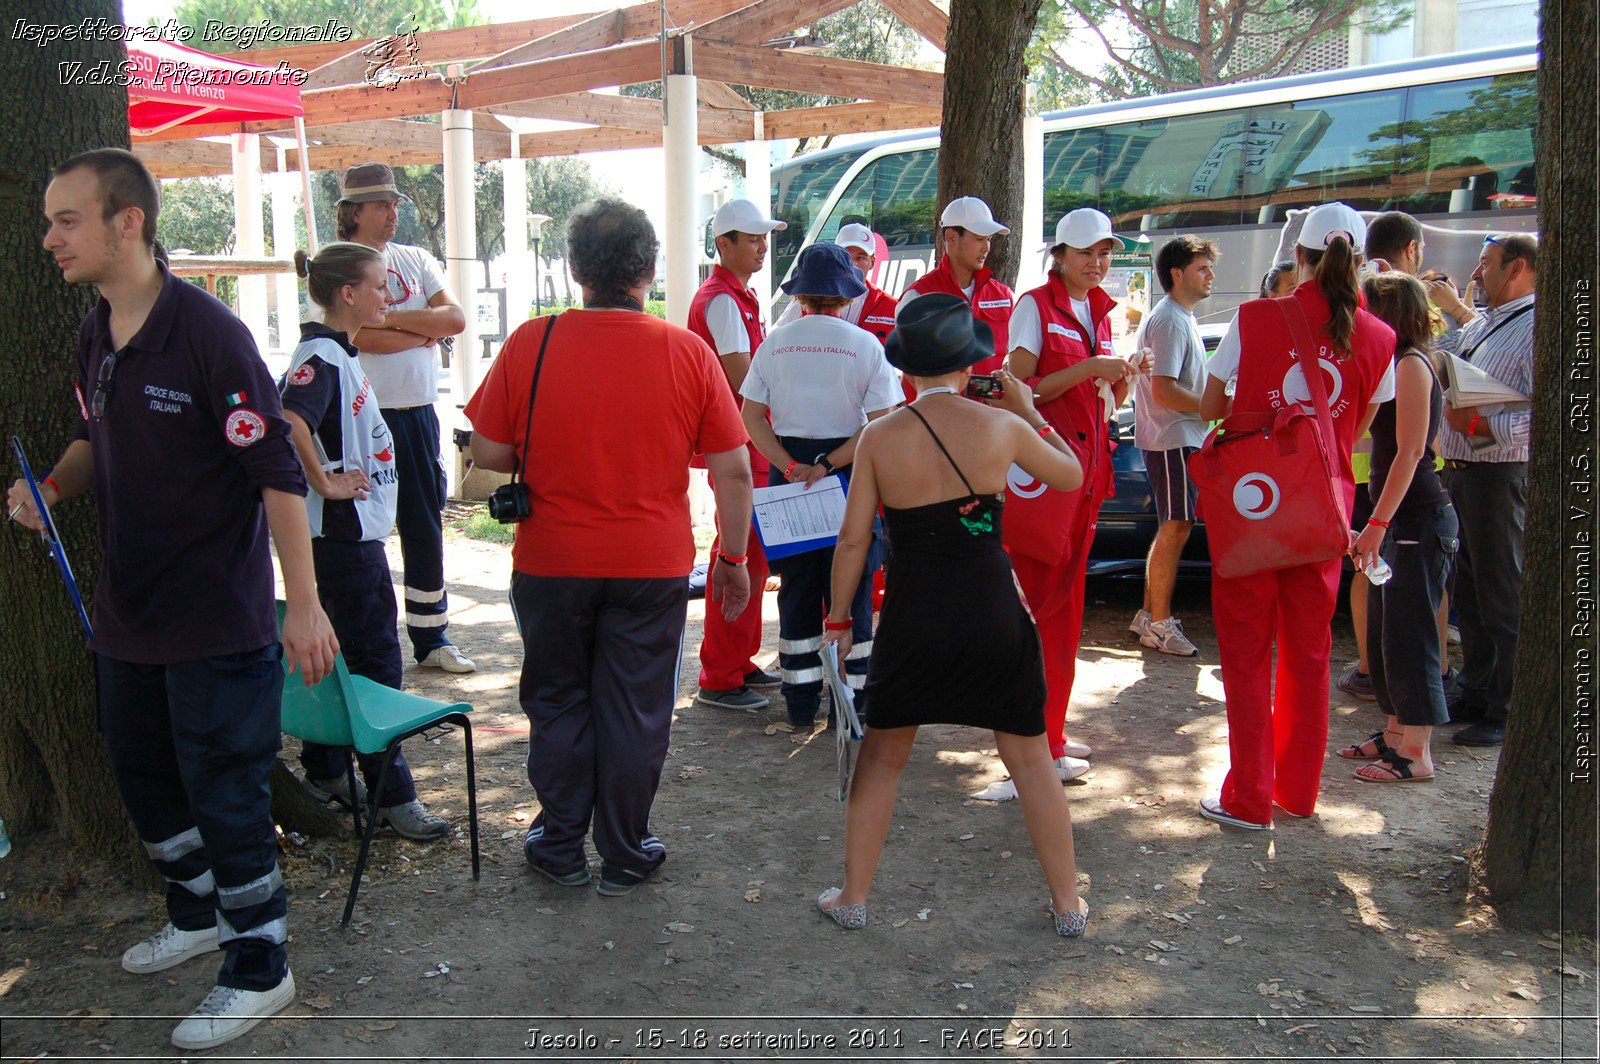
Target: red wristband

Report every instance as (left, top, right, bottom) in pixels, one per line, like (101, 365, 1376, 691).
(718, 550, 748, 566)
(1035, 422, 1057, 438)
(1467, 413, 1482, 439)
(42, 476, 61, 496)
(785, 460, 800, 477)
(824, 617, 853, 632)
(1368, 517, 1391, 529)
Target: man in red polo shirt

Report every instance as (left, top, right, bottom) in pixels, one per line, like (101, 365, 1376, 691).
(773, 223, 899, 344)
(688, 198, 786, 711)
(896, 197, 1015, 376)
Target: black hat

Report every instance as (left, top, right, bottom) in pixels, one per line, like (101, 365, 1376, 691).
(884, 293, 994, 376)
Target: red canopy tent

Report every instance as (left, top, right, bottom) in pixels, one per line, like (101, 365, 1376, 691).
(126, 38, 318, 249)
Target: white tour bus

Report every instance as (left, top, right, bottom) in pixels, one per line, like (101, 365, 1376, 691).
(768, 44, 1537, 337)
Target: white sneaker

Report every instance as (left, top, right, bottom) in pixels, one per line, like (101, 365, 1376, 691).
(1141, 616, 1198, 657)
(1129, 608, 1151, 638)
(121, 922, 220, 974)
(1061, 738, 1093, 759)
(171, 970, 296, 1050)
(1054, 755, 1091, 782)
(419, 645, 475, 673)
(970, 778, 1019, 802)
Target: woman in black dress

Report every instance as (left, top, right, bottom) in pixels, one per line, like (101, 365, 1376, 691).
(815, 293, 1091, 936)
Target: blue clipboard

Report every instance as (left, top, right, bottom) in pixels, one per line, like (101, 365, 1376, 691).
(753, 474, 848, 561)
(11, 437, 93, 641)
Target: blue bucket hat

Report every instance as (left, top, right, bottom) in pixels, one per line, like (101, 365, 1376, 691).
(780, 242, 868, 299)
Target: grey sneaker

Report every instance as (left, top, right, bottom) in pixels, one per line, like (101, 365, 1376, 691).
(1141, 616, 1198, 657)
(170, 971, 295, 1050)
(304, 773, 367, 810)
(1129, 608, 1151, 638)
(378, 800, 453, 841)
(121, 922, 220, 974)
(696, 685, 768, 711)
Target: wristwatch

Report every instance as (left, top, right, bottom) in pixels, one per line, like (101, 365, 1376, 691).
(813, 453, 837, 474)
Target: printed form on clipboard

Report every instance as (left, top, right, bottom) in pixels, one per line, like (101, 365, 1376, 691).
(752, 474, 848, 560)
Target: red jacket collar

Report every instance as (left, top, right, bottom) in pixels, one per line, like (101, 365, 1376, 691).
(709, 264, 756, 299)
(932, 255, 992, 295)
(1046, 271, 1117, 327)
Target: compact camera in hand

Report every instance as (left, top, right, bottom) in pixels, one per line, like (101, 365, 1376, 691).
(488, 482, 531, 523)
(965, 374, 1004, 400)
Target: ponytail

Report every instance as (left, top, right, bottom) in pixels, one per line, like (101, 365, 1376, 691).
(295, 241, 384, 310)
(1303, 236, 1358, 356)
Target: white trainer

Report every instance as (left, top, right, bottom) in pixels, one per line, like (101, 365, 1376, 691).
(120, 922, 220, 974)
(1141, 616, 1199, 657)
(1061, 738, 1093, 759)
(1053, 755, 1091, 782)
(419, 645, 475, 673)
(171, 970, 296, 1050)
(1129, 608, 1152, 638)
(969, 778, 1019, 802)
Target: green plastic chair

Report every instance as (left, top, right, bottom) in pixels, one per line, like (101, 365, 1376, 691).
(276, 604, 480, 925)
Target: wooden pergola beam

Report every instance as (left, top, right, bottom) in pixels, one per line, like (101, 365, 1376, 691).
(214, 15, 597, 72)
(692, 39, 944, 108)
(455, 39, 665, 113)
(495, 92, 753, 143)
(877, 0, 949, 51)
(517, 127, 663, 158)
(472, 8, 625, 72)
(698, 81, 755, 110)
(304, 119, 443, 154)
(761, 100, 939, 139)
(300, 42, 380, 91)
(694, 0, 859, 44)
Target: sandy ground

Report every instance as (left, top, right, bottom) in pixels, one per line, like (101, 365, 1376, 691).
(1, 518, 1594, 1062)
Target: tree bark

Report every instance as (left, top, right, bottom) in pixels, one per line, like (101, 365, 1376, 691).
(0, 0, 148, 875)
(1479, 0, 1598, 937)
(938, 0, 1044, 289)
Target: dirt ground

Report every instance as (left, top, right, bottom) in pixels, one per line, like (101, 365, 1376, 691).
(1, 517, 1594, 1062)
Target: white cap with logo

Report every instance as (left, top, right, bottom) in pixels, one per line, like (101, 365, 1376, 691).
(835, 223, 876, 254)
(1048, 208, 1126, 251)
(712, 198, 787, 237)
(1296, 202, 1367, 251)
(939, 196, 1009, 237)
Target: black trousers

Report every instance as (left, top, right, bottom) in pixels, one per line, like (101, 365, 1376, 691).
(510, 571, 687, 875)
(1367, 503, 1459, 726)
(1442, 462, 1527, 722)
(299, 538, 417, 806)
(97, 647, 288, 992)
(382, 405, 452, 659)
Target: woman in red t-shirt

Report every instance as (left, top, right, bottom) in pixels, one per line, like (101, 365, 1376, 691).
(1195, 203, 1397, 830)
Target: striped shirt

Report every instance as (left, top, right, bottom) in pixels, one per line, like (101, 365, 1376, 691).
(1437, 293, 1535, 463)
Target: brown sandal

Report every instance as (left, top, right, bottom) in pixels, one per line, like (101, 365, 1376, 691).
(1354, 749, 1435, 783)
(1337, 731, 1395, 761)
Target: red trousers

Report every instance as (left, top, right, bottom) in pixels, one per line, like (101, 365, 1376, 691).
(697, 522, 769, 690)
(1011, 503, 1098, 761)
(1212, 557, 1342, 824)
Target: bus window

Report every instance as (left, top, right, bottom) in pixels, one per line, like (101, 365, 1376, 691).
(770, 147, 866, 282)
(1098, 107, 1252, 230)
(1395, 73, 1536, 214)
(815, 148, 940, 250)
(1242, 89, 1404, 214)
(1042, 128, 1103, 242)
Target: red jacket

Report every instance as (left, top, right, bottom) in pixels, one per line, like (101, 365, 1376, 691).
(855, 281, 899, 345)
(688, 265, 770, 475)
(906, 257, 1013, 374)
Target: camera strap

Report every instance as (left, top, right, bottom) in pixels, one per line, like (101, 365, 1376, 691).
(510, 313, 560, 484)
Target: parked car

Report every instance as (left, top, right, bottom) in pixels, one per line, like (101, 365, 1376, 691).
(1087, 323, 1226, 576)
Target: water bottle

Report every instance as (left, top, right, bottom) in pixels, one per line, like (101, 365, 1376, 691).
(0, 818, 11, 859)
(1364, 556, 1393, 586)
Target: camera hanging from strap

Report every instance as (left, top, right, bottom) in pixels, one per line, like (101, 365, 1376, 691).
(509, 313, 560, 487)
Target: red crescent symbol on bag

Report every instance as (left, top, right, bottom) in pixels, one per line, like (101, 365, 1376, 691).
(1007, 463, 1048, 499)
(1233, 472, 1280, 520)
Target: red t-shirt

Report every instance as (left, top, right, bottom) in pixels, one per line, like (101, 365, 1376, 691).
(465, 310, 749, 578)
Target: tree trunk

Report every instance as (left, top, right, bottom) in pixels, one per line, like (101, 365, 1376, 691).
(938, 0, 1044, 289)
(1479, 0, 1598, 937)
(0, 0, 147, 876)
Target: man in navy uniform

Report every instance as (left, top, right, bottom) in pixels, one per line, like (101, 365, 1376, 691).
(9, 148, 338, 1050)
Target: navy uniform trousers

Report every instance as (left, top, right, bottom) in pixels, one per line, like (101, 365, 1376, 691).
(97, 647, 289, 992)
(382, 404, 453, 660)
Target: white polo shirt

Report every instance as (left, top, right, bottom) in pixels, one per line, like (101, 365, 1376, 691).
(739, 314, 901, 438)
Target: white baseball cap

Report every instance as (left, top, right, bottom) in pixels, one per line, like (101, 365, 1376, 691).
(1297, 202, 1367, 251)
(1048, 208, 1126, 251)
(712, 198, 787, 238)
(835, 223, 876, 254)
(939, 196, 1009, 237)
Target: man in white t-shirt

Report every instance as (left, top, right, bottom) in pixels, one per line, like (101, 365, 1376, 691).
(337, 163, 472, 674)
(738, 242, 900, 727)
(1129, 236, 1218, 657)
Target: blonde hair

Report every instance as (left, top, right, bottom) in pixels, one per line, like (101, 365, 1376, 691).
(295, 242, 384, 310)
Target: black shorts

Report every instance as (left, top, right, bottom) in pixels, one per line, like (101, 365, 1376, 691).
(1141, 447, 1199, 523)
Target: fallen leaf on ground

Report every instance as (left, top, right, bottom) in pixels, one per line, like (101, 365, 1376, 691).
(893, 919, 909, 928)
(744, 889, 762, 903)
(535, 907, 557, 916)
(303, 995, 333, 1010)
(1508, 986, 1544, 1002)
(1223, 935, 1242, 945)
(916, 908, 932, 921)
(664, 922, 695, 933)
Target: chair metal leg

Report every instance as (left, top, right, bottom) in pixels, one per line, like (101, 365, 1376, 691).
(455, 714, 480, 881)
(343, 747, 394, 927)
(345, 757, 363, 837)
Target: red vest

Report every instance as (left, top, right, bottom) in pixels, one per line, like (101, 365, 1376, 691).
(1022, 274, 1119, 503)
(1232, 283, 1395, 509)
(907, 257, 1013, 374)
(855, 282, 899, 344)
(687, 265, 770, 476)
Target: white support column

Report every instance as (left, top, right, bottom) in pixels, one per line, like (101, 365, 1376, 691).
(502, 133, 532, 324)
(744, 118, 773, 318)
(664, 69, 699, 326)
(1020, 113, 1045, 292)
(231, 133, 270, 357)
(270, 146, 300, 352)
(442, 106, 479, 411)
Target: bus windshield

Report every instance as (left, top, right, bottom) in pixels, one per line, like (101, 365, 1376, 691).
(770, 147, 866, 283)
